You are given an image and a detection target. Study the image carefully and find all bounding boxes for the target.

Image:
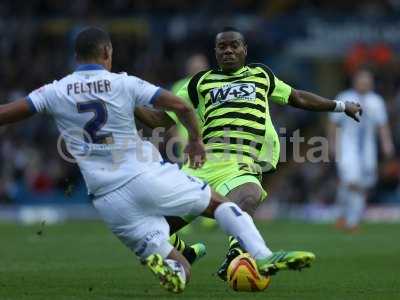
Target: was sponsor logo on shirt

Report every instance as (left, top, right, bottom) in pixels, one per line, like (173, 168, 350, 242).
(209, 83, 256, 105)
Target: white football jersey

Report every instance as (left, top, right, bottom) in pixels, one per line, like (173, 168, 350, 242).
(330, 89, 388, 177)
(28, 64, 163, 196)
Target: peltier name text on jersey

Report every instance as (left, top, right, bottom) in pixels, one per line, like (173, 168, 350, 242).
(67, 80, 111, 95)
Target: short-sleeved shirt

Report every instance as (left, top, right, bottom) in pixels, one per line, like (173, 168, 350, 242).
(174, 64, 292, 171)
(27, 64, 162, 196)
(330, 89, 388, 175)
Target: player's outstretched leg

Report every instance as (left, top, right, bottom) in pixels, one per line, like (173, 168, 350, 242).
(216, 182, 262, 280)
(202, 191, 316, 279)
(93, 187, 191, 293)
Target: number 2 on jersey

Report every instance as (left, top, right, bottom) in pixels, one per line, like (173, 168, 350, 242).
(77, 100, 112, 144)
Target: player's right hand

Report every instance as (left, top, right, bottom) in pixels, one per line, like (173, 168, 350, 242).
(184, 139, 207, 169)
(345, 101, 362, 122)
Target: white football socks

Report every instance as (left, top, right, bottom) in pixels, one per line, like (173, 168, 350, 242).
(336, 184, 348, 219)
(214, 202, 272, 259)
(346, 189, 366, 228)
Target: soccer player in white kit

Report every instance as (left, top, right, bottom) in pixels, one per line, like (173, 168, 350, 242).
(0, 27, 316, 293)
(329, 69, 394, 232)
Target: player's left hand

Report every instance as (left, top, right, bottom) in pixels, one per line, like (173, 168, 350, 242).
(345, 101, 362, 122)
(185, 139, 207, 169)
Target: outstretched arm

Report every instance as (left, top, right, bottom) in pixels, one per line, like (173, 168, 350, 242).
(288, 89, 362, 122)
(135, 107, 175, 129)
(0, 98, 35, 126)
(152, 89, 205, 168)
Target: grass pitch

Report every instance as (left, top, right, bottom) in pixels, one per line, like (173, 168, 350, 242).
(0, 220, 399, 300)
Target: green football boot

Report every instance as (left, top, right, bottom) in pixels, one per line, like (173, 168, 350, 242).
(144, 254, 185, 293)
(188, 243, 207, 264)
(256, 251, 315, 276)
(216, 247, 244, 281)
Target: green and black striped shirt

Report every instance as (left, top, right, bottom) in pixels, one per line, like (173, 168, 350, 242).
(175, 64, 292, 169)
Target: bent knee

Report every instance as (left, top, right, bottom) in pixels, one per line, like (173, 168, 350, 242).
(227, 183, 263, 216)
(237, 195, 260, 215)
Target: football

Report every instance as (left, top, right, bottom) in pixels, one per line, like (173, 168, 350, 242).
(227, 253, 271, 292)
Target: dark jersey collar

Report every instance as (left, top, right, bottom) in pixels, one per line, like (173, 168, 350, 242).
(212, 66, 248, 75)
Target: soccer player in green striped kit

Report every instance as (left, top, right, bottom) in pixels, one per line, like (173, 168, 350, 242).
(136, 27, 362, 281)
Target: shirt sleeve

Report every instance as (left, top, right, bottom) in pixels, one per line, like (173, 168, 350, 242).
(269, 76, 292, 105)
(27, 83, 56, 113)
(374, 96, 388, 125)
(125, 75, 162, 108)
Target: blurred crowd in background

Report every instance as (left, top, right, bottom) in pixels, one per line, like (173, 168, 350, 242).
(1, 0, 400, 207)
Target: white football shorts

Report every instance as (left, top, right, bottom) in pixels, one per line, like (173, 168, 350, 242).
(93, 161, 211, 259)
